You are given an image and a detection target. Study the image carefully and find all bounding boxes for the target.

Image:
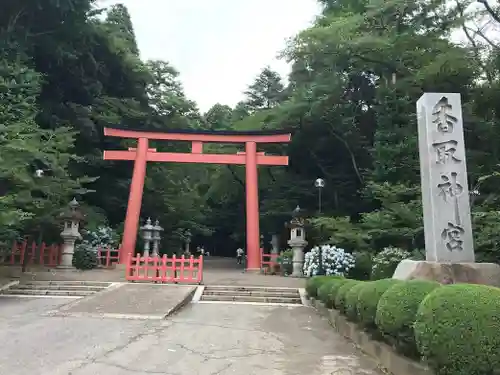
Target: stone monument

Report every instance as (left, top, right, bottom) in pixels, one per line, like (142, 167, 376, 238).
(393, 93, 500, 286)
(287, 206, 308, 277)
(58, 198, 83, 269)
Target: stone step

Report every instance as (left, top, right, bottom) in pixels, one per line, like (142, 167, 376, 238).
(21, 281, 112, 287)
(200, 294, 302, 304)
(14, 284, 107, 292)
(203, 286, 298, 293)
(2, 289, 96, 297)
(203, 290, 299, 298)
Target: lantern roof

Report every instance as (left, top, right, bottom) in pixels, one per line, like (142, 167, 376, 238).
(59, 198, 84, 221)
(288, 205, 306, 228)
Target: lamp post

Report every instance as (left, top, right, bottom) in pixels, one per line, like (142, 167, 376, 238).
(314, 178, 325, 214)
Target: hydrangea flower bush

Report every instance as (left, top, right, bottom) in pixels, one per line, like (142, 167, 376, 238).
(73, 226, 119, 270)
(83, 226, 119, 248)
(303, 245, 356, 277)
(371, 246, 412, 280)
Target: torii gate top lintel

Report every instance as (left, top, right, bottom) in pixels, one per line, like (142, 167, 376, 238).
(103, 127, 291, 144)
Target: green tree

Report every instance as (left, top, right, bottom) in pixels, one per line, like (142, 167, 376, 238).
(244, 67, 285, 111)
(0, 44, 88, 244)
(204, 104, 233, 130)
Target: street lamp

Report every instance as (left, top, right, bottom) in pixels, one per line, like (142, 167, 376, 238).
(314, 178, 325, 214)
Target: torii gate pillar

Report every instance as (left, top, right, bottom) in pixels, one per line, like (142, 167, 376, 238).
(121, 137, 148, 263)
(245, 141, 260, 270)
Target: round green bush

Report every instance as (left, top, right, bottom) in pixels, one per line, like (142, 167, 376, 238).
(72, 246, 98, 270)
(334, 279, 361, 313)
(344, 282, 368, 321)
(357, 278, 400, 329)
(414, 284, 500, 375)
(348, 252, 372, 281)
(375, 280, 440, 357)
(305, 275, 341, 298)
(317, 277, 345, 307)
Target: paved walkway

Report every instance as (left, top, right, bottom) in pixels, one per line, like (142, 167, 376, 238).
(0, 291, 381, 375)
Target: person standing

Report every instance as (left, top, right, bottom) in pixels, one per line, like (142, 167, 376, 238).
(236, 247, 244, 264)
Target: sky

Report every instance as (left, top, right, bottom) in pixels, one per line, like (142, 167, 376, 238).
(103, 0, 322, 112)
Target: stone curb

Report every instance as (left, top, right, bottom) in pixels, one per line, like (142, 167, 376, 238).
(163, 286, 197, 318)
(310, 297, 433, 375)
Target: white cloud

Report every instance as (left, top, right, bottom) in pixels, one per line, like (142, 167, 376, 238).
(102, 0, 321, 111)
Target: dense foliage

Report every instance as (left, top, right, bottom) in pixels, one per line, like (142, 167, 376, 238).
(1, 0, 500, 263)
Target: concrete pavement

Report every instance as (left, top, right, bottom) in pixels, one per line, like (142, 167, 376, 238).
(0, 292, 381, 375)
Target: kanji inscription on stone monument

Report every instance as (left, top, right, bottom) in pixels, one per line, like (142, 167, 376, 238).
(417, 93, 474, 262)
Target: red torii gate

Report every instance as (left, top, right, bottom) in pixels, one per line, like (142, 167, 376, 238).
(103, 127, 291, 271)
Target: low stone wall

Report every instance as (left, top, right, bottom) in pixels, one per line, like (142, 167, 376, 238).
(311, 298, 433, 375)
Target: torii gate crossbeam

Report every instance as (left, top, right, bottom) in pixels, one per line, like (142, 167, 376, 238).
(103, 127, 291, 271)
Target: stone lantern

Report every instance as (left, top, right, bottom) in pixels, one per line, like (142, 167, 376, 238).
(140, 218, 154, 257)
(287, 205, 308, 277)
(58, 198, 84, 269)
(184, 229, 192, 255)
(151, 220, 163, 257)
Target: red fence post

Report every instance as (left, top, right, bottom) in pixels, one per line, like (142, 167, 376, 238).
(161, 254, 167, 282)
(197, 255, 204, 284)
(39, 242, 46, 265)
(10, 241, 17, 265)
(19, 241, 27, 265)
(172, 254, 177, 283)
(106, 248, 111, 268)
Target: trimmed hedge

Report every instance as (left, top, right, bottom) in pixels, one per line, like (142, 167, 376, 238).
(334, 279, 362, 313)
(375, 280, 440, 357)
(414, 284, 500, 375)
(357, 278, 400, 329)
(305, 276, 336, 298)
(318, 277, 348, 308)
(317, 277, 343, 302)
(344, 282, 367, 322)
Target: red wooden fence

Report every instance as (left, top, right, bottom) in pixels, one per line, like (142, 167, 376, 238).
(126, 254, 203, 284)
(261, 249, 278, 271)
(97, 247, 120, 268)
(5, 240, 120, 269)
(7, 240, 61, 267)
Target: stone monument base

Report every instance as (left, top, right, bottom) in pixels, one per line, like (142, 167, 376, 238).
(393, 259, 500, 287)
